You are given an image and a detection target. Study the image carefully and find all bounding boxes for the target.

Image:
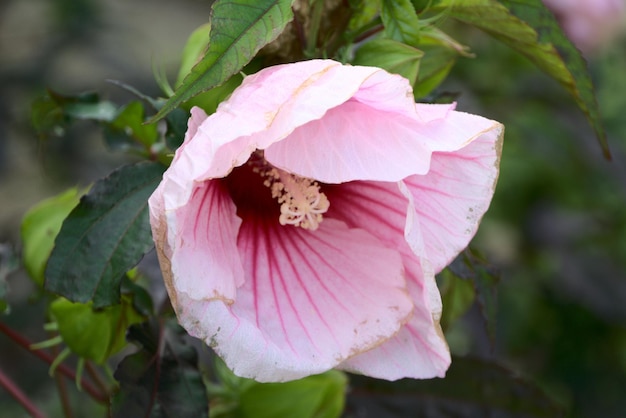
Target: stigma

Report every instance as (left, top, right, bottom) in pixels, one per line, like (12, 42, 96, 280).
(252, 154, 330, 230)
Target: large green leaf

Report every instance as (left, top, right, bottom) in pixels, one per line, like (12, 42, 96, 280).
(45, 162, 165, 308)
(151, 0, 295, 121)
(21, 188, 82, 286)
(381, 0, 421, 46)
(111, 320, 208, 418)
(346, 357, 564, 417)
(433, 0, 609, 158)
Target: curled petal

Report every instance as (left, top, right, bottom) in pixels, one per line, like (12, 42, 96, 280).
(265, 101, 432, 183)
(175, 218, 413, 382)
(264, 105, 501, 185)
(405, 119, 504, 273)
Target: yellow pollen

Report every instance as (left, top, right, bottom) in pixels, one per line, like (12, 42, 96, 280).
(254, 163, 329, 230)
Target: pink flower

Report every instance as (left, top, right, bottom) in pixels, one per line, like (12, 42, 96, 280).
(543, 0, 625, 54)
(148, 59, 504, 382)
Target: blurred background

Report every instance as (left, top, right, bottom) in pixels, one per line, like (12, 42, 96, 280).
(1, 0, 625, 417)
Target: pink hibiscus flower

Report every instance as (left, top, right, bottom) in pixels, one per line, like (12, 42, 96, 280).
(149, 59, 504, 382)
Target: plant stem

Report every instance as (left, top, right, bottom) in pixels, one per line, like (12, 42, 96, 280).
(0, 367, 45, 418)
(0, 321, 108, 403)
(305, 0, 325, 57)
(353, 24, 384, 44)
(85, 361, 109, 396)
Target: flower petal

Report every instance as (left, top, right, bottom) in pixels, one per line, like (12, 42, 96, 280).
(161, 60, 382, 210)
(163, 180, 244, 304)
(325, 181, 450, 379)
(338, 260, 450, 380)
(174, 218, 413, 382)
(405, 120, 504, 273)
(264, 105, 501, 185)
(265, 101, 432, 183)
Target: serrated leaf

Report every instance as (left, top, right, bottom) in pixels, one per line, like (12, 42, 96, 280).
(346, 357, 564, 417)
(45, 162, 165, 308)
(381, 0, 421, 46)
(21, 188, 82, 286)
(434, 0, 609, 158)
(111, 320, 208, 418)
(151, 0, 295, 122)
(50, 295, 144, 363)
(353, 39, 423, 86)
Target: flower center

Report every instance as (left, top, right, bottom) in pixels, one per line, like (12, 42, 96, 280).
(252, 153, 329, 231)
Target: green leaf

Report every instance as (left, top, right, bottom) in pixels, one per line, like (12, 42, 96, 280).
(50, 295, 145, 363)
(21, 188, 82, 286)
(151, 0, 295, 122)
(438, 267, 476, 332)
(45, 162, 165, 308)
(104, 101, 159, 152)
(164, 107, 190, 151)
(111, 320, 208, 418)
(121, 274, 154, 317)
(209, 356, 347, 418)
(448, 250, 500, 344)
(381, 0, 421, 46)
(347, 357, 564, 417)
(177, 73, 243, 119)
(176, 23, 212, 87)
(240, 371, 347, 418)
(434, 0, 609, 158)
(347, 0, 381, 33)
(31, 90, 116, 138)
(412, 29, 463, 97)
(353, 39, 423, 86)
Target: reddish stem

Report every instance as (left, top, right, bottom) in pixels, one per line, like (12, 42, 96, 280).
(353, 24, 384, 43)
(0, 367, 45, 418)
(0, 321, 108, 404)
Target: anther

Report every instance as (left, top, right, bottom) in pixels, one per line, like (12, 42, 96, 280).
(252, 154, 329, 230)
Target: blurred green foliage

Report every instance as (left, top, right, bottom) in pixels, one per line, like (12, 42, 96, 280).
(448, 27, 626, 418)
